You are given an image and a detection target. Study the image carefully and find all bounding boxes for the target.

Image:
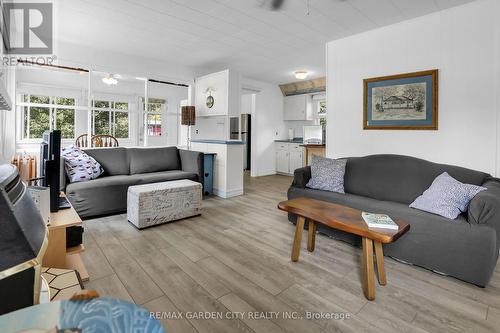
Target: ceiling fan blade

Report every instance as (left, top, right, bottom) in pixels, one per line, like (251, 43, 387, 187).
(271, 0, 285, 10)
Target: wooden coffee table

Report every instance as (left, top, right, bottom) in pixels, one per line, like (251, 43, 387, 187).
(278, 197, 410, 300)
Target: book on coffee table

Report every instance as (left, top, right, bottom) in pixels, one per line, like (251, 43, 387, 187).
(361, 212, 399, 230)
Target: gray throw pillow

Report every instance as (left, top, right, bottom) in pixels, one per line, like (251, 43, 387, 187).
(409, 172, 487, 219)
(306, 155, 346, 193)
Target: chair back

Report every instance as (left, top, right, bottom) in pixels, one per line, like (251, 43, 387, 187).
(91, 134, 119, 147)
(75, 134, 88, 147)
(75, 134, 119, 148)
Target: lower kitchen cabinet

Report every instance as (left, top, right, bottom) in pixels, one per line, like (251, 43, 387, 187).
(275, 142, 304, 175)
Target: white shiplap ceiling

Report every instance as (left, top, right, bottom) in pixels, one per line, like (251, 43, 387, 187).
(57, 0, 475, 83)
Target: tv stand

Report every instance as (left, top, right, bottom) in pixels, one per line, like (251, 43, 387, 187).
(42, 194, 89, 281)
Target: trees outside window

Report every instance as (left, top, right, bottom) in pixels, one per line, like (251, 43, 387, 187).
(22, 94, 75, 139)
(146, 98, 165, 137)
(318, 100, 326, 127)
(92, 100, 129, 139)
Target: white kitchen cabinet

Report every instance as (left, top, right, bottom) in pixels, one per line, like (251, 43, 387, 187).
(289, 151, 304, 174)
(275, 142, 304, 175)
(284, 94, 314, 121)
(276, 150, 289, 174)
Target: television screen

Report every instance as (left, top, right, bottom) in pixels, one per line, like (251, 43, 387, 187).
(40, 130, 61, 212)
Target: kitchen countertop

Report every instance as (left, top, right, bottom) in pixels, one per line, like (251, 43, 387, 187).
(191, 139, 245, 145)
(301, 143, 326, 147)
(274, 138, 304, 143)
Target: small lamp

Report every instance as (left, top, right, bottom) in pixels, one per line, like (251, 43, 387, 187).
(181, 106, 196, 150)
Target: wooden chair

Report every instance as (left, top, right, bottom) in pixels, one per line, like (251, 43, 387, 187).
(75, 134, 119, 148)
(75, 134, 88, 147)
(91, 134, 119, 147)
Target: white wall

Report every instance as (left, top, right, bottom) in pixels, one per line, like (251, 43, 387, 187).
(327, 0, 500, 176)
(242, 77, 285, 177)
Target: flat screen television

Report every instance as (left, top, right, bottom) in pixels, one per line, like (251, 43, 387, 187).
(39, 130, 69, 212)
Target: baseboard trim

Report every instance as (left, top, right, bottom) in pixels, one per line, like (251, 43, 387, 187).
(213, 188, 244, 198)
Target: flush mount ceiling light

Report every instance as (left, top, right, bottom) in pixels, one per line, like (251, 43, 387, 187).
(295, 71, 308, 80)
(102, 74, 118, 85)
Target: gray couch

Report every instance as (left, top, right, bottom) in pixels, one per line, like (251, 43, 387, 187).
(65, 146, 204, 218)
(289, 154, 500, 287)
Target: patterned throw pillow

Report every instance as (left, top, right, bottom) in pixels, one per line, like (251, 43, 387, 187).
(306, 155, 347, 193)
(62, 145, 103, 183)
(410, 172, 487, 219)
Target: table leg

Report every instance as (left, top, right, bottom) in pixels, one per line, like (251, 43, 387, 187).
(374, 241, 387, 286)
(307, 220, 316, 252)
(362, 237, 375, 300)
(291, 216, 305, 262)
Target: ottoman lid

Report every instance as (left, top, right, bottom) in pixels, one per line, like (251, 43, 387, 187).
(128, 179, 201, 194)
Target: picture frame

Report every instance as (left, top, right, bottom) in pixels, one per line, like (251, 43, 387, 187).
(363, 69, 438, 130)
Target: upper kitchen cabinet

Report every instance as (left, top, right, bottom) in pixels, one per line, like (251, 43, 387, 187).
(283, 94, 314, 121)
(195, 69, 240, 117)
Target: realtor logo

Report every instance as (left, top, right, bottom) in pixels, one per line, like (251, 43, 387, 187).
(2, 2, 53, 54)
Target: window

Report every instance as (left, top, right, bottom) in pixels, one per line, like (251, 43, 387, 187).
(21, 94, 75, 139)
(318, 100, 326, 127)
(92, 100, 129, 139)
(146, 98, 165, 137)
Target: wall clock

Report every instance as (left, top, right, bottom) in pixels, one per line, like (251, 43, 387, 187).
(206, 95, 214, 108)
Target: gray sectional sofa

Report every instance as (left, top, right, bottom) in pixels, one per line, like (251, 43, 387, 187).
(288, 154, 500, 286)
(65, 146, 203, 218)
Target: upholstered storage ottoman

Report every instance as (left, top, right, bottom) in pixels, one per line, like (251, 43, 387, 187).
(127, 180, 202, 229)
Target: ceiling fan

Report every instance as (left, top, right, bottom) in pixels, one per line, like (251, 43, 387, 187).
(269, 0, 285, 10)
(259, 0, 286, 11)
(260, 0, 310, 14)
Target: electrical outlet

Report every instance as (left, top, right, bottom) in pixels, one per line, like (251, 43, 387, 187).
(196, 129, 199, 134)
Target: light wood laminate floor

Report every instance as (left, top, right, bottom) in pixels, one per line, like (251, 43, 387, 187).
(82, 174, 500, 333)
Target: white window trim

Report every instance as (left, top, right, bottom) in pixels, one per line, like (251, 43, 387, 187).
(141, 97, 168, 138)
(91, 99, 132, 140)
(18, 94, 78, 142)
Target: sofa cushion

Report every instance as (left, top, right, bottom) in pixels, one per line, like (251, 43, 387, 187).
(344, 154, 489, 205)
(128, 147, 180, 174)
(84, 147, 129, 176)
(66, 171, 199, 218)
(410, 172, 487, 219)
(66, 174, 139, 217)
(306, 155, 346, 193)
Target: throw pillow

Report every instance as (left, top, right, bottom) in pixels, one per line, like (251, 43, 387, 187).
(306, 155, 347, 193)
(409, 172, 486, 219)
(62, 145, 103, 183)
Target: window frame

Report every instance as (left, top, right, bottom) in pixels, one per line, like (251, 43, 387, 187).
(18, 94, 77, 141)
(144, 97, 166, 138)
(91, 99, 131, 139)
(315, 98, 327, 127)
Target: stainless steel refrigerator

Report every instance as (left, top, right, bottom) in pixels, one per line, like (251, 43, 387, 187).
(230, 114, 251, 170)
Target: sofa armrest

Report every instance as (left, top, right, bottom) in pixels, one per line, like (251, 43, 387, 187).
(469, 178, 500, 224)
(291, 166, 311, 188)
(179, 149, 204, 185)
